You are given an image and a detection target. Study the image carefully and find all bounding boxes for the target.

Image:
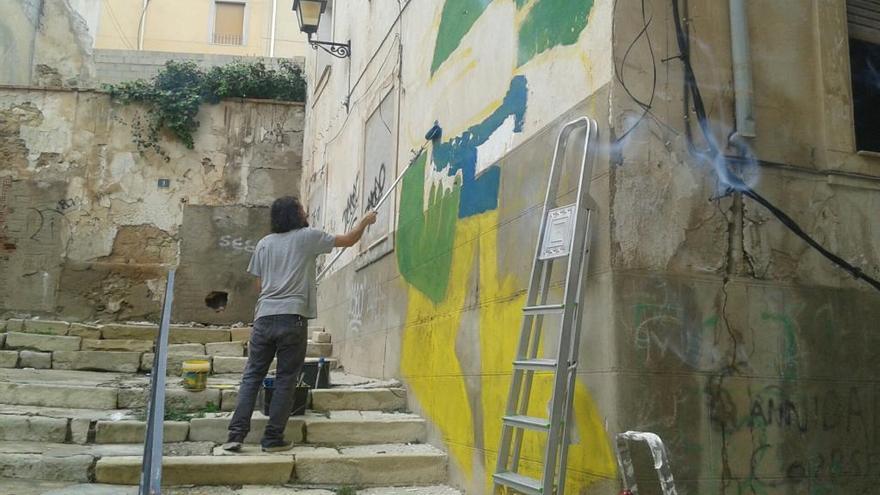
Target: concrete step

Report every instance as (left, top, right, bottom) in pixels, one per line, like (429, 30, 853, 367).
(96, 455, 296, 485)
(0, 368, 407, 413)
(0, 479, 462, 495)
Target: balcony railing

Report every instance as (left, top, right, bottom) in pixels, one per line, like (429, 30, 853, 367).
(212, 33, 243, 45)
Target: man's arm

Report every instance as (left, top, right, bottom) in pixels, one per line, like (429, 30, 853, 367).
(255, 277, 261, 292)
(335, 211, 378, 248)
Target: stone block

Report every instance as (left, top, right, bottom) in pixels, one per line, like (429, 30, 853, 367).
(0, 350, 18, 368)
(100, 324, 157, 341)
(169, 327, 231, 344)
(118, 387, 220, 412)
(0, 415, 70, 442)
(188, 413, 303, 443)
(0, 333, 5, 347)
(311, 389, 407, 412)
(4, 319, 24, 332)
(70, 418, 92, 444)
(22, 320, 70, 335)
(293, 444, 446, 485)
(212, 356, 248, 374)
(304, 412, 426, 445)
(95, 455, 294, 485)
(205, 341, 244, 357)
(140, 353, 210, 375)
(168, 343, 206, 355)
(94, 420, 189, 444)
(229, 327, 252, 342)
(312, 331, 331, 343)
(307, 342, 332, 358)
(0, 382, 117, 409)
(68, 324, 102, 339)
(19, 350, 51, 369)
(0, 453, 94, 482)
(82, 339, 153, 352)
(53, 351, 141, 373)
(6, 332, 81, 352)
(220, 389, 238, 411)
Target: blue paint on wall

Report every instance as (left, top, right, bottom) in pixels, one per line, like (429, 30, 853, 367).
(432, 76, 528, 218)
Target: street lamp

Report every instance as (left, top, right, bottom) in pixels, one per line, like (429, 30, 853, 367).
(292, 0, 350, 58)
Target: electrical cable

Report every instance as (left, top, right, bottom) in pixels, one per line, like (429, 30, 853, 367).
(669, 0, 880, 292)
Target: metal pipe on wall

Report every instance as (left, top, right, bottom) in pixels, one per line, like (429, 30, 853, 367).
(729, 0, 756, 138)
(270, 0, 278, 57)
(137, 0, 150, 50)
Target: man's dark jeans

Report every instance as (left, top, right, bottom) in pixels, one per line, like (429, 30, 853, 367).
(228, 314, 307, 447)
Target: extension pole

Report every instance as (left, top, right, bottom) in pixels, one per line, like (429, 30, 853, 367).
(316, 148, 425, 282)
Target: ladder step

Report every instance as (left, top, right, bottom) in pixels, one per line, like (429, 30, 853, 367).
(494, 471, 543, 495)
(503, 415, 551, 432)
(523, 303, 564, 315)
(513, 358, 557, 371)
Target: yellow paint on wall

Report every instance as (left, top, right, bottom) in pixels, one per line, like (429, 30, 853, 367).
(401, 211, 616, 493)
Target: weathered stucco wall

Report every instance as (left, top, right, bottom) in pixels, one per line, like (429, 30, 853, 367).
(0, 0, 96, 88)
(0, 86, 304, 323)
(305, 0, 880, 494)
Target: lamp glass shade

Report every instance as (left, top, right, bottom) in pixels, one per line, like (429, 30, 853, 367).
(293, 0, 325, 34)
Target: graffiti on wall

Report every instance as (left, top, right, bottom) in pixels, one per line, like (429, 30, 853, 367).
(361, 92, 396, 247)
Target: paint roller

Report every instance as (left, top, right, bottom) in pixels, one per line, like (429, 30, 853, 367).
(316, 121, 443, 282)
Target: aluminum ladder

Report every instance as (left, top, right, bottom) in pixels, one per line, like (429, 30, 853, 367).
(493, 117, 598, 495)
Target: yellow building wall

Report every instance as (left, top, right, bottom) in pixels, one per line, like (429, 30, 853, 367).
(95, 0, 308, 58)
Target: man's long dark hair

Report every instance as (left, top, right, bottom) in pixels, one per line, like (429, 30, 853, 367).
(270, 196, 309, 233)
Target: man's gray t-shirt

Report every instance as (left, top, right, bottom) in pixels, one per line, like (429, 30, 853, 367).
(247, 228, 335, 320)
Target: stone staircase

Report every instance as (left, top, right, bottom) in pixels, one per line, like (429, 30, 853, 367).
(0, 319, 458, 494)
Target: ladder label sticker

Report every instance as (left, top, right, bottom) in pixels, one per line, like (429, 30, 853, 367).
(539, 204, 575, 260)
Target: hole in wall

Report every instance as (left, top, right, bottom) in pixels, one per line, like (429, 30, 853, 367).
(205, 291, 228, 312)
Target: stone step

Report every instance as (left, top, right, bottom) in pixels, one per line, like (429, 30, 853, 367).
(0, 479, 461, 495)
(0, 368, 407, 413)
(0, 344, 333, 374)
(214, 444, 448, 486)
(0, 441, 214, 482)
(0, 408, 425, 446)
(96, 455, 295, 485)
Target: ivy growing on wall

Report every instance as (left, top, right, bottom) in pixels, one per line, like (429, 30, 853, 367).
(105, 59, 306, 160)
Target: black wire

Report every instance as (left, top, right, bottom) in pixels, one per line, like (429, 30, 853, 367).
(670, 0, 880, 292)
(613, 0, 659, 144)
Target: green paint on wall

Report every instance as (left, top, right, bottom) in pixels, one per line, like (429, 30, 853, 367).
(396, 153, 462, 303)
(515, 0, 528, 8)
(431, 0, 493, 75)
(517, 0, 593, 66)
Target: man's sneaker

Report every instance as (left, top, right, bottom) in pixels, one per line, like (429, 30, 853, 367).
(222, 440, 243, 452)
(261, 441, 293, 453)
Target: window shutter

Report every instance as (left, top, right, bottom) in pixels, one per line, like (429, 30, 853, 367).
(214, 2, 245, 45)
(848, 0, 880, 44)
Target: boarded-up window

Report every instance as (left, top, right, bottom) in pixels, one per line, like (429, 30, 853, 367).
(360, 92, 397, 250)
(847, 0, 880, 152)
(213, 2, 245, 45)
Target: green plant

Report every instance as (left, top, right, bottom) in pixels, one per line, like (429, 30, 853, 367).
(105, 59, 306, 160)
(335, 487, 358, 495)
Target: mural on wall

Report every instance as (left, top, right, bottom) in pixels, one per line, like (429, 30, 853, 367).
(431, 0, 594, 74)
(395, 2, 610, 490)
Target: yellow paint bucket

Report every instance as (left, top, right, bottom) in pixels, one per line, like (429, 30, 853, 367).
(181, 360, 210, 392)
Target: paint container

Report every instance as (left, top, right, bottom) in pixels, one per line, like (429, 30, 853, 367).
(261, 375, 275, 416)
(181, 360, 210, 392)
(290, 385, 310, 416)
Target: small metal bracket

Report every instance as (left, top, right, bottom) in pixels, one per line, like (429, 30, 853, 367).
(309, 37, 351, 58)
(539, 204, 576, 260)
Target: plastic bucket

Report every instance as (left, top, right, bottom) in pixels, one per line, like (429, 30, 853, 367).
(261, 376, 275, 416)
(181, 360, 210, 392)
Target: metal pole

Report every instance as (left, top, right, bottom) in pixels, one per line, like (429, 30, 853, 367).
(140, 269, 175, 495)
(316, 146, 425, 282)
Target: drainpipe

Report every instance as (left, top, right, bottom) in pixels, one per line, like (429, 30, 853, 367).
(269, 0, 278, 57)
(729, 0, 756, 140)
(137, 0, 150, 51)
